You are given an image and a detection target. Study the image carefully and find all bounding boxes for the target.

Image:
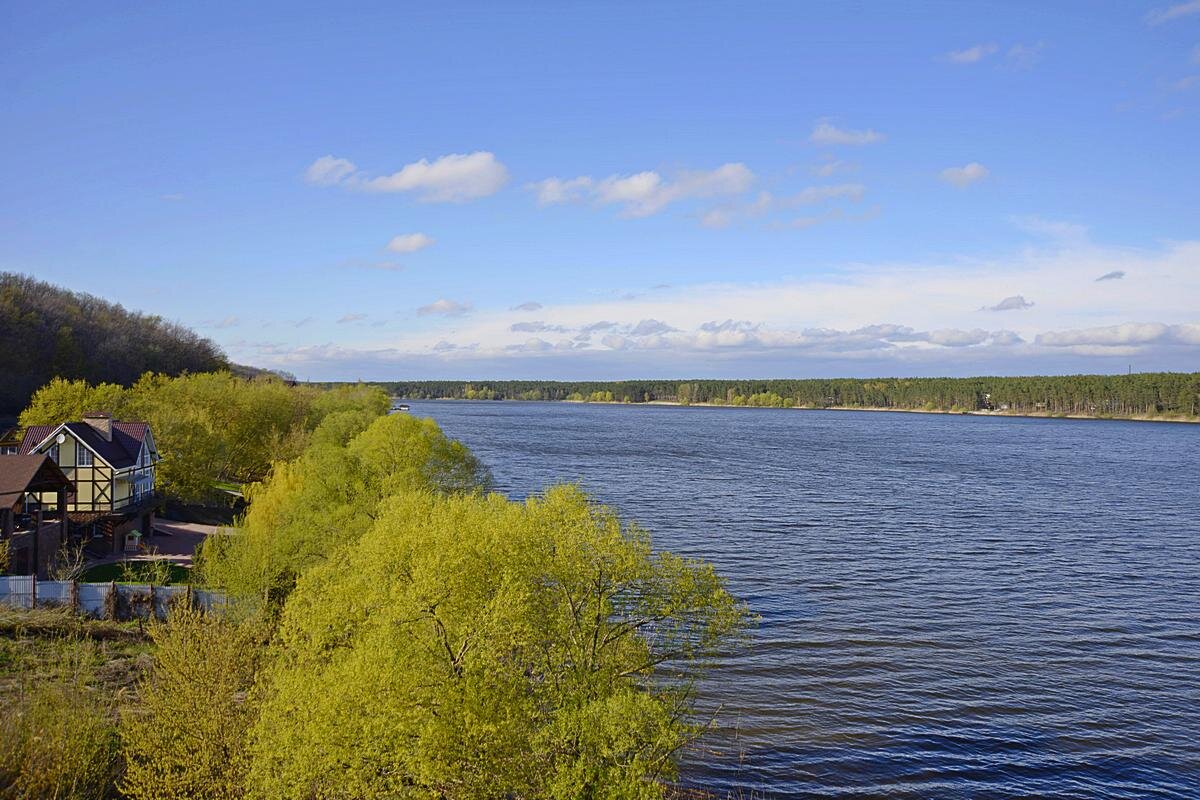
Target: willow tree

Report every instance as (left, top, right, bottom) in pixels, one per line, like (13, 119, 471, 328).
(199, 412, 491, 608)
(249, 486, 750, 800)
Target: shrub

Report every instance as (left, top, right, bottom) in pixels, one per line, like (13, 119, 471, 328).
(119, 607, 266, 800)
(0, 679, 120, 799)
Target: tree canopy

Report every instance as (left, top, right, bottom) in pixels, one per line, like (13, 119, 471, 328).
(20, 374, 391, 503)
(198, 411, 492, 607)
(248, 486, 748, 799)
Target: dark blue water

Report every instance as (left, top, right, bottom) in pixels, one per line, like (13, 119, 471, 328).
(412, 401, 1200, 799)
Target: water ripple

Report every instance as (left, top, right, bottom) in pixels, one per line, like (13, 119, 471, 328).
(415, 401, 1200, 799)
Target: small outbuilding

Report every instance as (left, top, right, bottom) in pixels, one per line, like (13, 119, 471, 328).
(0, 454, 74, 576)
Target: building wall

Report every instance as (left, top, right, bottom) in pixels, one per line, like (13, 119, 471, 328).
(30, 430, 113, 512)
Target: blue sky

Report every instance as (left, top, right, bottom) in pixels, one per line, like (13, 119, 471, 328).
(2, 1, 1198, 380)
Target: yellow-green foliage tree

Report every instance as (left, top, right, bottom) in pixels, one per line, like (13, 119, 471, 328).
(19, 374, 390, 503)
(120, 607, 266, 800)
(17, 377, 130, 427)
(199, 412, 490, 608)
(248, 486, 749, 800)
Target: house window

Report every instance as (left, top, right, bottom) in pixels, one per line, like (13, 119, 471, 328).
(48, 444, 59, 463)
(77, 442, 93, 466)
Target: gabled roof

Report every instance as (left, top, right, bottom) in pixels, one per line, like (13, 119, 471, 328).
(0, 454, 73, 504)
(20, 420, 155, 470)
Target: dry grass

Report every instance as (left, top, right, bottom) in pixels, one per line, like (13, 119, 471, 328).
(0, 606, 152, 703)
(0, 607, 147, 799)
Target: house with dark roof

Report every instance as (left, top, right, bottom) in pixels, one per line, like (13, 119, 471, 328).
(0, 427, 21, 455)
(17, 411, 160, 553)
(0, 454, 73, 576)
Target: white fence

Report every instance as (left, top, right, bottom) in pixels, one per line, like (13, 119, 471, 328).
(0, 575, 224, 620)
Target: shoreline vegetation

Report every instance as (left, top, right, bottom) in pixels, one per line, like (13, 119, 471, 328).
(433, 397, 1200, 424)
(2, 372, 751, 799)
(367, 373, 1200, 424)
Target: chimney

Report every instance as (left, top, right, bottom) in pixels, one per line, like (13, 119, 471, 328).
(82, 411, 113, 441)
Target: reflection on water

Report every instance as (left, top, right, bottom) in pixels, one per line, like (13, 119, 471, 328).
(415, 401, 1200, 799)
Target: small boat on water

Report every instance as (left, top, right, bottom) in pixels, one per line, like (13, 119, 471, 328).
(389, 402, 410, 413)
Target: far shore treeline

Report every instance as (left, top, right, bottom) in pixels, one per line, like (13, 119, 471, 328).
(367, 373, 1200, 420)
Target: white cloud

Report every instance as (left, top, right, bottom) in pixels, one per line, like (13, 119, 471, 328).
(510, 321, 570, 333)
(305, 156, 357, 186)
(532, 163, 754, 218)
(983, 295, 1035, 312)
(1007, 42, 1046, 70)
(940, 162, 990, 187)
(387, 233, 435, 253)
(1034, 322, 1197, 348)
(304, 152, 509, 202)
(200, 316, 240, 329)
(704, 187, 865, 230)
(1147, 0, 1200, 25)
(244, 241, 1200, 378)
(813, 158, 856, 177)
(926, 328, 991, 347)
(1095, 270, 1126, 282)
(338, 313, 367, 324)
(630, 319, 677, 336)
(417, 298, 472, 317)
(512, 301, 543, 312)
(947, 43, 999, 63)
(809, 121, 886, 146)
(532, 176, 594, 205)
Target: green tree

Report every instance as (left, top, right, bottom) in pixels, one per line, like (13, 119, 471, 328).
(248, 486, 749, 800)
(199, 412, 491, 608)
(18, 377, 129, 428)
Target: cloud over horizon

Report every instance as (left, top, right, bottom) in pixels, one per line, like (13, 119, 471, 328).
(229, 240, 1200, 380)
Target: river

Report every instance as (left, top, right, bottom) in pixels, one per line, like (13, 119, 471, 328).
(413, 400, 1200, 799)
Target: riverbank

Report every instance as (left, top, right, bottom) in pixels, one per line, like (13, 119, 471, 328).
(402, 397, 1200, 424)
(645, 401, 1200, 424)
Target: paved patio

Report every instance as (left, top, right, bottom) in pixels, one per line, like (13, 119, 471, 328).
(88, 518, 228, 569)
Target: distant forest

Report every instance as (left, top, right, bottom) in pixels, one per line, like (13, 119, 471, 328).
(374, 374, 1200, 419)
(0, 272, 228, 418)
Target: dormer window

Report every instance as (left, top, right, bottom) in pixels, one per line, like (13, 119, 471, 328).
(77, 442, 93, 466)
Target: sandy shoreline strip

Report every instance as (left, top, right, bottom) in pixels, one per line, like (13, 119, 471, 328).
(402, 397, 1200, 424)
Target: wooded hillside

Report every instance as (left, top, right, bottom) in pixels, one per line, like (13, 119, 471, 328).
(0, 273, 228, 417)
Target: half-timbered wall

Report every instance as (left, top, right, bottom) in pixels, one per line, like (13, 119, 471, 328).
(30, 430, 113, 512)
